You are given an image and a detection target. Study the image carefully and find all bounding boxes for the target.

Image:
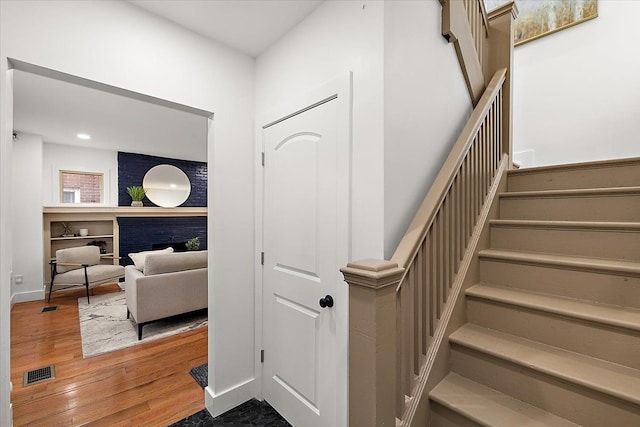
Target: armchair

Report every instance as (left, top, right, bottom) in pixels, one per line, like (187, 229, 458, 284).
(48, 246, 125, 303)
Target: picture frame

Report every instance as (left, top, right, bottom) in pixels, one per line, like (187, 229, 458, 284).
(485, 0, 598, 46)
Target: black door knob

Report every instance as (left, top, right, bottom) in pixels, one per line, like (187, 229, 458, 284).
(319, 295, 334, 308)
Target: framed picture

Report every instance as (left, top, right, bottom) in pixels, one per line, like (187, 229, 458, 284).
(484, 0, 598, 46)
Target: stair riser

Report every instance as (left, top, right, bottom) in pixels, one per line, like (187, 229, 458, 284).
(480, 259, 640, 309)
(490, 226, 640, 262)
(451, 346, 640, 427)
(430, 402, 482, 427)
(467, 299, 640, 369)
(508, 162, 640, 192)
(499, 194, 640, 221)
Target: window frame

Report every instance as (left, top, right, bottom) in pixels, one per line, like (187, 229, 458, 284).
(59, 170, 104, 204)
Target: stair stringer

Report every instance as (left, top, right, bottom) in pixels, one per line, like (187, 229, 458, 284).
(404, 156, 509, 427)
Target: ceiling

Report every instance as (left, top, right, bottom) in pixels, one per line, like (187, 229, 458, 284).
(128, 0, 324, 57)
(13, 70, 208, 162)
(13, 1, 325, 161)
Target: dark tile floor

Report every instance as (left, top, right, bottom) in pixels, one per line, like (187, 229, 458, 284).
(169, 399, 291, 427)
(172, 364, 291, 426)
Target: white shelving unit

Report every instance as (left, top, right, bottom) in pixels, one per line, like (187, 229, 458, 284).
(43, 212, 120, 285)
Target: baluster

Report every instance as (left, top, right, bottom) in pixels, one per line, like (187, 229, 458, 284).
(427, 229, 436, 337)
(419, 240, 427, 354)
(407, 265, 415, 387)
(471, 139, 477, 222)
(442, 197, 448, 300)
(465, 153, 471, 247)
(396, 293, 403, 419)
(433, 214, 441, 318)
(454, 170, 462, 273)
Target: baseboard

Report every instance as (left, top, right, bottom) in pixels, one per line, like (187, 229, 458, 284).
(205, 377, 256, 418)
(12, 289, 45, 304)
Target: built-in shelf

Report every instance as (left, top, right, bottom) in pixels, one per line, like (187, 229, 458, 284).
(42, 206, 207, 286)
(43, 206, 207, 217)
(50, 234, 114, 241)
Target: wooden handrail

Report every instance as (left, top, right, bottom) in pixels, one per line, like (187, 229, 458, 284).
(479, 0, 489, 37)
(342, 2, 518, 424)
(391, 68, 506, 275)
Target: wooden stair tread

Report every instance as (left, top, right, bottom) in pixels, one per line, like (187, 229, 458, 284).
(450, 324, 640, 406)
(467, 283, 640, 331)
(479, 249, 640, 276)
(506, 156, 640, 176)
(499, 186, 640, 198)
(430, 373, 580, 427)
(489, 219, 640, 231)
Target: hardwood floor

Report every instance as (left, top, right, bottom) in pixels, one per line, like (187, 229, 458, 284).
(10, 285, 207, 426)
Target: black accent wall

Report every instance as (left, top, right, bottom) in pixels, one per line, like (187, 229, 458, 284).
(117, 152, 207, 266)
(118, 217, 207, 266)
(117, 152, 207, 207)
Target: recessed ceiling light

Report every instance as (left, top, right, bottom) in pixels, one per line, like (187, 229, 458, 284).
(77, 133, 91, 140)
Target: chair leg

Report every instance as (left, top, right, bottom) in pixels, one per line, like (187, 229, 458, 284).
(48, 280, 54, 303)
(138, 324, 143, 341)
(127, 309, 130, 319)
(85, 283, 90, 304)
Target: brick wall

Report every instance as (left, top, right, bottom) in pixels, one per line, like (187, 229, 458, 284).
(117, 152, 208, 265)
(61, 172, 102, 203)
(118, 152, 207, 207)
(118, 216, 207, 266)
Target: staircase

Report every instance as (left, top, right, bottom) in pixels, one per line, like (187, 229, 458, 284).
(429, 157, 640, 426)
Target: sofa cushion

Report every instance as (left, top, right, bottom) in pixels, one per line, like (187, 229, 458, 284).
(128, 247, 173, 271)
(144, 250, 207, 276)
(56, 246, 101, 273)
(53, 263, 124, 285)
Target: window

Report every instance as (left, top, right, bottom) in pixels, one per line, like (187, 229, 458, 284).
(60, 171, 103, 204)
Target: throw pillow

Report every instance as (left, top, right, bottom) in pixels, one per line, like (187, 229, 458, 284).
(128, 247, 173, 271)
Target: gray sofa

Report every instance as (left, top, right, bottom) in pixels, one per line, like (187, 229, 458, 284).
(125, 250, 207, 340)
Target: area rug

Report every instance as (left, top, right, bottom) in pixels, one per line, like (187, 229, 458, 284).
(78, 291, 207, 358)
(189, 363, 208, 388)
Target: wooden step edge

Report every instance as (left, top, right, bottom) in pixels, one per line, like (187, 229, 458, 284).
(466, 283, 640, 332)
(429, 373, 580, 427)
(500, 186, 640, 199)
(507, 156, 640, 176)
(450, 324, 640, 406)
(489, 219, 640, 231)
(479, 249, 640, 276)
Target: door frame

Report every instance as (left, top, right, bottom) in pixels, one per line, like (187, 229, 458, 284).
(254, 72, 352, 426)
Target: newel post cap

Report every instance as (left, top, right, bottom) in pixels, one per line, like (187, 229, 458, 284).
(340, 259, 405, 290)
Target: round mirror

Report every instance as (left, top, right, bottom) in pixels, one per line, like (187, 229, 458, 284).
(143, 165, 191, 207)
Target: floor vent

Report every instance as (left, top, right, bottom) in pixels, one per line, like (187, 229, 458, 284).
(23, 365, 55, 386)
(40, 306, 58, 313)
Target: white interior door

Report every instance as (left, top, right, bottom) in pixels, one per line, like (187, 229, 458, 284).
(262, 98, 339, 427)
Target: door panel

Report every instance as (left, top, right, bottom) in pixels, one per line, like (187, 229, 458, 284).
(263, 99, 338, 427)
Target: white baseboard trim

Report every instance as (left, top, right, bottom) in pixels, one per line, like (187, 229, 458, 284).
(12, 289, 44, 304)
(204, 378, 256, 418)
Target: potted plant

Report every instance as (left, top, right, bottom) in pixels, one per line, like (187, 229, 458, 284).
(126, 186, 146, 207)
(186, 236, 200, 251)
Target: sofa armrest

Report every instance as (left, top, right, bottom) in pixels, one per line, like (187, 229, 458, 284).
(125, 266, 144, 319)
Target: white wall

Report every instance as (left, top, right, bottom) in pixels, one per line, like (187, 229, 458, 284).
(12, 133, 44, 304)
(383, 0, 471, 258)
(256, 2, 384, 424)
(257, 0, 385, 262)
(0, 0, 255, 422)
(42, 143, 118, 206)
(513, 0, 640, 166)
(0, 69, 14, 421)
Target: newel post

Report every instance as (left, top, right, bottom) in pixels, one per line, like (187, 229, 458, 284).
(341, 259, 405, 427)
(487, 1, 518, 162)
